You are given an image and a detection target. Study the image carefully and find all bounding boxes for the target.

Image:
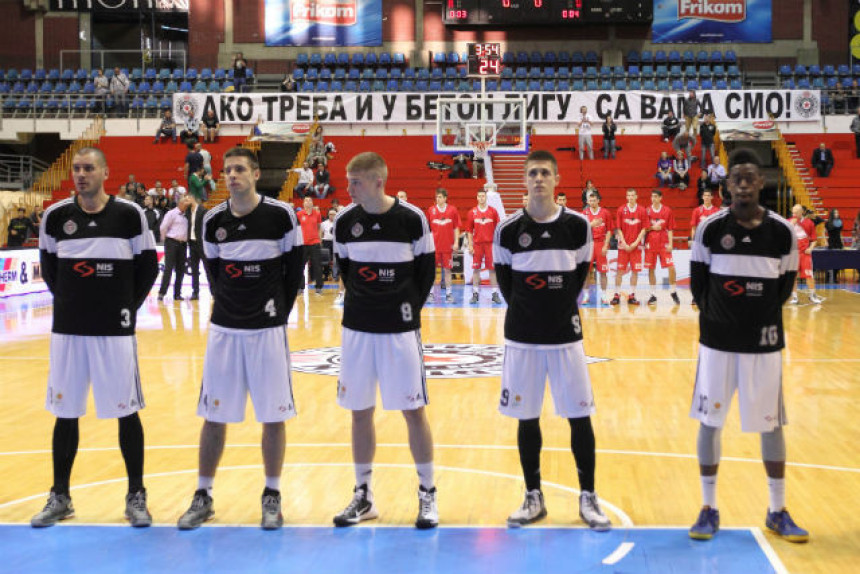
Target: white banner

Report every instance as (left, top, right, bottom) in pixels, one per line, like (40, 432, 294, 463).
(173, 89, 821, 126)
(0, 249, 48, 298)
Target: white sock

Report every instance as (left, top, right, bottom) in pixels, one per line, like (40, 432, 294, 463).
(416, 462, 435, 490)
(355, 463, 373, 489)
(767, 477, 785, 512)
(198, 475, 214, 495)
(265, 476, 280, 492)
(700, 475, 717, 508)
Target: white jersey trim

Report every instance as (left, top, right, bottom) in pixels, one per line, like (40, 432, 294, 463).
(57, 236, 135, 260)
(511, 249, 583, 272)
(709, 253, 781, 279)
(217, 238, 288, 261)
(342, 240, 416, 264)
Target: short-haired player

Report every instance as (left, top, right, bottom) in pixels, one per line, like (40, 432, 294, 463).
(332, 152, 439, 529)
(610, 188, 648, 305)
(465, 189, 502, 305)
(788, 204, 824, 304)
(644, 190, 680, 305)
(582, 191, 612, 305)
(494, 150, 611, 531)
(426, 188, 461, 303)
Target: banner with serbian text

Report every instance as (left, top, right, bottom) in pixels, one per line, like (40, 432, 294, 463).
(173, 90, 821, 126)
(265, 0, 382, 47)
(652, 0, 772, 43)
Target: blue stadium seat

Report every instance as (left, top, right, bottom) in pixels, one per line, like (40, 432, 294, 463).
(502, 52, 515, 67)
(321, 68, 333, 81)
(515, 79, 528, 92)
(300, 81, 314, 92)
(457, 79, 471, 92)
(431, 67, 443, 80)
(571, 52, 585, 65)
(543, 51, 557, 65)
(670, 65, 682, 79)
(837, 64, 850, 78)
(614, 79, 627, 90)
(129, 96, 144, 115)
(194, 80, 208, 92)
(445, 67, 457, 80)
(729, 78, 742, 90)
(296, 53, 309, 68)
(572, 66, 584, 80)
(515, 67, 527, 80)
(628, 79, 641, 90)
(709, 50, 724, 64)
(2, 96, 18, 114)
(599, 79, 611, 90)
(365, 52, 378, 67)
(26, 81, 39, 94)
(715, 79, 728, 90)
(723, 50, 737, 64)
(641, 65, 654, 79)
(159, 96, 171, 110)
(34, 69, 47, 81)
(324, 53, 337, 67)
(404, 68, 416, 80)
(530, 52, 542, 65)
(429, 80, 442, 91)
(668, 51, 681, 64)
(712, 65, 726, 80)
(543, 66, 556, 79)
(808, 65, 821, 78)
(20, 69, 33, 81)
(500, 79, 513, 91)
(812, 77, 824, 89)
(683, 65, 697, 79)
(442, 79, 455, 91)
(330, 80, 343, 92)
(599, 66, 611, 80)
(682, 51, 695, 64)
(556, 79, 570, 91)
(823, 65, 836, 78)
(542, 79, 555, 91)
(178, 80, 193, 92)
(612, 66, 625, 79)
(686, 79, 699, 90)
(393, 53, 406, 67)
(655, 65, 668, 80)
(310, 53, 323, 67)
(347, 68, 360, 81)
(698, 64, 712, 79)
(640, 50, 653, 64)
(572, 79, 584, 91)
(516, 52, 529, 66)
(825, 77, 838, 89)
(556, 67, 570, 80)
(144, 68, 157, 81)
(151, 80, 165, 95)
(654, 50, 667, 64)
(727, 65, 740, 79)
(527, 79, 541, 91)
(529, 67, 542, 80)
(165, 80, 178, 94)
(6, 68, 19, 81)
(386, 79, 399, 91)
(626, 50, 640, 65)
(700, 79, 713, 90)
(585, 51, 599, 65)
(213, 68, 226, 81)
(558, 51, 572, 65)
(399, 79, 413, 92)
(379, 52, 392, 68)
(656, 79, 669, 91)
(337, 53, 350, 68)
(344, 80, 358, 92)
(414, 80, 428, 92)
(61, 69, 74, 81)
(185, 68, 197, 81)
(351, 53, 365, 67)
(585, 66, 597, 80)
(417, 68, 430, 81)
(317, 80, 330, 92)
(586, 79, 598, 91)
(207, 81, 220, 92)
(333, 68, 346, 81)
(697, 51, 709, 64)
(485, 79, 499, 91)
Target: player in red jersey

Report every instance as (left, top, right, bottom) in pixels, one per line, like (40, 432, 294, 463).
(582, 191, 613, 305)
(611, 189, 648, 305)
(426, 188, 461, 303)
(644, 190, 680, 305)
(789, 204, 824, 304)
(690, 190, 721, 239)
(464, 189, 502, 305)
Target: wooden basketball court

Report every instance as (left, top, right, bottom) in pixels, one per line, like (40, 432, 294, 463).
(0, 284, 857, 573)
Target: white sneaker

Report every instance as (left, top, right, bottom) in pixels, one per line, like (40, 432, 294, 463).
(507, 489, 547, 528)
(600, 296, 609, 306)
(579, 491, 611, 531)
(581, 292, 590, 305)
(789, 293, 799, 305)
(333, 292, 345, 306)
(415, 486, 438, 529)
(808, 293, 825, 304)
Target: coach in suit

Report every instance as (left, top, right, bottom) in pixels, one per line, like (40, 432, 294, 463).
(810, 143, 834, 177)
(185, 196, 208, 300)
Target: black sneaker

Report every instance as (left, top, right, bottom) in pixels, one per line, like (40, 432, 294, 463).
(647, 295, 658, 305)
(177, 489, 214, 530)
(671, 292, 681, 305)
(333, 484, 378, 527)
(125, 489, 152, 527)
(261, 488, 283, 530)
(610, 294, 621, 306)
(190, 292, 199, 301)
(491, 292, 503, 305)
(469, 292, 479, 304)
(628, 295, 640, 306)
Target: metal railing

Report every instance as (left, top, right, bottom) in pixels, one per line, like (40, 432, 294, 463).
(59, 49, 187, 76)
(0, 154, 50, 191)
(33, 118, 105, 199)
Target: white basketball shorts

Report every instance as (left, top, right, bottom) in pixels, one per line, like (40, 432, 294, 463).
(46, 334, 144, 419)
(499, 340, 596, 420)
(690, 344, 786, 433)
(338, 327, 428, 411)
(198, 325, 297, 423)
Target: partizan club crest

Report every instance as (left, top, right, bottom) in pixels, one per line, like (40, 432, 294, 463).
(174, 94, 199, 122)
(291, 344, 610, 379)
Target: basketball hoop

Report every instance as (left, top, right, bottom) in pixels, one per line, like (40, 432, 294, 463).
(471, 140, 491, 160)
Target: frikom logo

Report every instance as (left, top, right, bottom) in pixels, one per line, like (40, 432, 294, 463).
(678, 0, 746, 22)
(291, 0, 358, 26)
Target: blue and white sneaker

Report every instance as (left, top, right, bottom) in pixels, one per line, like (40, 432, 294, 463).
(689, 506, 720, 540)
(765, 509, 809, 543)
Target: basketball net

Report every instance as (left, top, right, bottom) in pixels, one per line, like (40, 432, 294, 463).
(471, 140, 491, 160)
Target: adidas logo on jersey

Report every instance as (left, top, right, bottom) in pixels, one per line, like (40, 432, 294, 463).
(238, 224, 247, 231)
(88, 221, 97, 227)
(742, 236, 751, 243)
(541, 231, 551, 238)
(372, 223, 381, 230)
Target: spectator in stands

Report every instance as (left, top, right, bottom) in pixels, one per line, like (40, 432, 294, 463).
(810, 142, 834, 178)
(581, 180, 599, 207)
(291, 161, 314, 198)
(312, 163, 332, 198)
(196, 141, 212, 176)
(832, 84, 847, 115)
(232, 52, 248, 93)
(120, 174, 138, 199)
(29, 207, 43, 237)
(852, 107, 860, 159)
(673, 129, 696, 162)
(133, 183, 148, 208)
(307, 139, 328, 168)
(154, 109, 177, 144)
(853, 212, 860, 249)
(397, 190, 408, 203)
(94, 68, 109, 114)
(331, 197, 344, 212)
(847, 80, 860, 112)
(673, 151, 690, 191)
(7, 207, 35, 247)
(683, 91, 701, 136)
(826, 209, 843, 250)
(167, 179, 187, 207)
(661, 110, 680, 142)
(556, 192, 568, 207)
(180, 115, 201, 145)
(696, 170, 710, 204)
(706, 156, 727, 192)
(700, 114, 717, 166)
(602, 116, 617, 159)
(577, 106, 594, 160)
(147, 180, 166, 198)
(656, 151, 674, 187)
(201, 110, 220, 142)
(110, 66, 130, 116)
(280, 73, 296, 93)
(449, 152, 471, 179)
(184, 141, 204, 184)
(142, 195, 162, 242)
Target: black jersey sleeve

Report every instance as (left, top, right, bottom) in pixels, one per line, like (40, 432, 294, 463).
(493, 221, 513, 303)
(414, 215, 436, 309)
(569, 212, 592, 297)
(131, 205, 158, 309)
(777, 229, 799, 305)
(690, 221, 710, 310)
(38, 207, 59, 294)
(282, 211, 305, 312)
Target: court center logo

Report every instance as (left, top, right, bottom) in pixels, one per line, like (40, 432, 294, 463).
(291, 344, 609, 378)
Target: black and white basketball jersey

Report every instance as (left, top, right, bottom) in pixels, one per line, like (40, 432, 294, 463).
(691, 208, 798, 353)
(39, 196, 158, 336)
(202, 196, 303, 329)
(494, 207, 592, 346)
(333, 199, 435, 334)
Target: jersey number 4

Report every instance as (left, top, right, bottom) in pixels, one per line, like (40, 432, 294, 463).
(265, 298, 277, 317)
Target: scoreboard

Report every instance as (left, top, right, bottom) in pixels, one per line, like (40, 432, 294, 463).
(444, 0, 652, 27)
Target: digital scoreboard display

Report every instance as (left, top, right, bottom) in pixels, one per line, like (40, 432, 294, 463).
(467, 42, 502, 76)
(444, 0, 652, 26)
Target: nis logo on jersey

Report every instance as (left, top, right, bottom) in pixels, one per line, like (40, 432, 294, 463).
(722, 279, 763, 297)
(526, 273, 563, 290)
(225, 263, 262, 279)
(73, 261, 114, 278)
(359, 266, 395, 283)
